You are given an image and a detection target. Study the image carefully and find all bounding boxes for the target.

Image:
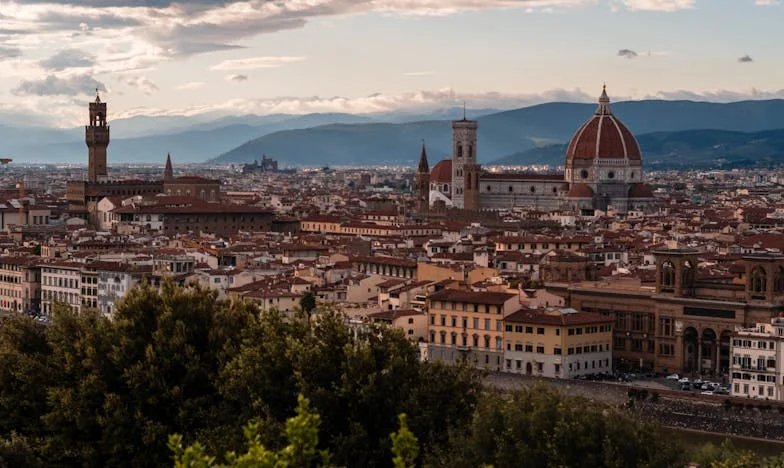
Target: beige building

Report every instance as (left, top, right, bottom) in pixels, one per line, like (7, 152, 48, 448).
(503, 307, 613, 378)
(0, 257, 40, 314)
(368, 309, 428, 342)
(427, 289, 521, 370)
(730, 318, 784, 400)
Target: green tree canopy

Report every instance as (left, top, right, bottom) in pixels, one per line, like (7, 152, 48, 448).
(0, 281, 480, 467)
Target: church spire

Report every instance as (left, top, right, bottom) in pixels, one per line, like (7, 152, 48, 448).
(417, 140, 429, 173)
(596, 84, 612, 115)
(164, 152, 173, 180)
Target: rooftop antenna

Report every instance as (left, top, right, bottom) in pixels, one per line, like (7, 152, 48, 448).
(463, 101, 466, 120)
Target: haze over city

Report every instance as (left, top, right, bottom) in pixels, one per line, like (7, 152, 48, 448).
(0, 0, 782, 126)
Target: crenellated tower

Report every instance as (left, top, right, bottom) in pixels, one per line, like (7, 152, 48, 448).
(86, 90, 110, 183)
(416, 141, 430, 213)
(451, 111, 478, 209)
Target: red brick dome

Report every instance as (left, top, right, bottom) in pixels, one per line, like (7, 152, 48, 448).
(430, 159, 452, 184)
(566, 87, 641, 162)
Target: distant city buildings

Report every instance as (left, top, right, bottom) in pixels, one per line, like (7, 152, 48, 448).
(3, 84, 784, 389)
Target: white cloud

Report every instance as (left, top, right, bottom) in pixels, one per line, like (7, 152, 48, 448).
(176, 81, 206, 90)
(13, 74, 107, 97)
(617, 0, 695, 11)
(210, 56, 306, 71)
(755, 0, 780, 5)
(122, 76, 159, 94)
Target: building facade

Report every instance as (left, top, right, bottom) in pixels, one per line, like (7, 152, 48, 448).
(420, 87, 654, 214)
(730, 318, 784, 401)
(503, 307, 614, 378)
(549, 250, 784, 375)
(426, 289, 520, 369)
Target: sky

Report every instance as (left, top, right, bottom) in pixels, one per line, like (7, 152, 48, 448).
(0, 0, 782, 127)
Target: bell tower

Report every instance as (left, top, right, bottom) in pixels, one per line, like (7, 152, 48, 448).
(451, 107, 478, 209)
(86, 90, 110, 183)
(415, 141, 430, 213)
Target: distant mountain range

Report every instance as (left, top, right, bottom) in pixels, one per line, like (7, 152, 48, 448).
(490, 128, 784, 169)
(211, 99, 784, 167)
(4, 100, 784, 168)
(0, 108, 496, 164)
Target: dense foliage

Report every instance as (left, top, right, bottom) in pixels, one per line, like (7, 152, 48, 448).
(1, 281, 782, 467)
(0, 281, 481, 467)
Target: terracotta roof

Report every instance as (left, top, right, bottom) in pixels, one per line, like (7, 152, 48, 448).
(430, 159, 452, 184)
(567, 183, 594, 198)
(505, 307, 614, 326)
(429, 289, 517, 305)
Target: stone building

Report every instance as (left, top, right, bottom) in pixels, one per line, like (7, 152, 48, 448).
(416, 87, 654, 215)
(548, 249, 784, 375)
(66, 95, 222, 221)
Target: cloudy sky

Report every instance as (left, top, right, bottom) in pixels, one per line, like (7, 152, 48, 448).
(0, 0, 781, 127)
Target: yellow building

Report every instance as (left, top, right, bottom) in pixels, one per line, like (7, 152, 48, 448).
(503, 307, 614, 378)
(427, 289, 521, 370)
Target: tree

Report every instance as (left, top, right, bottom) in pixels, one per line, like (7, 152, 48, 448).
(427, 385, 685, 468)
(0, 281, 480, 467)
(169, 395, 332, 468)
(299, 291, 317, 317)
(390, 414, 418, 468)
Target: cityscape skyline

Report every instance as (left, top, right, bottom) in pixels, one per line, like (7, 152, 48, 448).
(0, 0, 781, 127)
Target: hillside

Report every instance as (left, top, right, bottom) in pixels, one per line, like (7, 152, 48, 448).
(211, 120, 537, 166)
(212, 99, 784, 166)
(489, 128, 784, 169)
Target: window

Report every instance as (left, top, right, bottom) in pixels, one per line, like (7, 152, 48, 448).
(440, 315, 446, 326)
(568, 328, 575, 336)
(555, 329, 560, 336)
(631, 339, 642, 352)
(614, 337, 626, 350)
(525, 344, 533, 352)
(462, 317, 468, 328)
(554, 347, 562, 355)
(526, 326, 533, 334)
(484, 319, 491, 330)
(514, 344, 523, 351)
(537, 328, 545, 335)
(505, 325, 513, 332)
(536, 345, 544, 354)
(576, 328, 583, 335)
(451, 316, 457, 327)
(474, 318, 479, 329)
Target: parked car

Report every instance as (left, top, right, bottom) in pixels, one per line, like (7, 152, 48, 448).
(666, 373, 680, 380)
(701, 390, 715, 396)
(678, 377, 690, 384)
(679, 382, 691, 391)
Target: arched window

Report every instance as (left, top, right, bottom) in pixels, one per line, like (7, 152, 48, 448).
(457, 145, 463, 158)
(751, 267, 767, 295)
(200, 190, 206, 200)
(468, 144, 473, 159)
(660, 261, 675, 290)
(442, 184, 448, 192)
(775, 267, 784, 293)
(508, 186, 514, 192)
